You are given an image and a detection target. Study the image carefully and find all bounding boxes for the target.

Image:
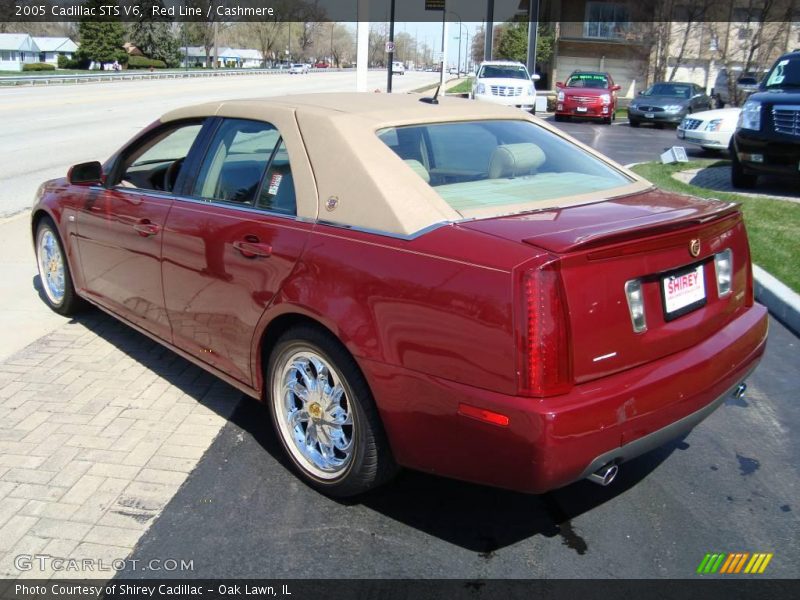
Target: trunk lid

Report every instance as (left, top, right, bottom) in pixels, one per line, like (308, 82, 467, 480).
(460, 189, 752, 384)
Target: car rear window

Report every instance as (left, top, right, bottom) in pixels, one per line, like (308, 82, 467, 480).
(377, 120, 632, 213)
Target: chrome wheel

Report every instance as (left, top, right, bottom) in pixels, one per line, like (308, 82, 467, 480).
(273, 350, 355, 479)
(36, 227, 66, 306)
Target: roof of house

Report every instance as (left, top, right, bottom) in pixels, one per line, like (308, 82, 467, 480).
(31, 36, 78, 52)
(0, 33, 40, 52)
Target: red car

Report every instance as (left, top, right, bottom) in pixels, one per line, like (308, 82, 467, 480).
(32, 94, 767, 497)
(313, 61, 330, 69)
(555, 71, 621, 124)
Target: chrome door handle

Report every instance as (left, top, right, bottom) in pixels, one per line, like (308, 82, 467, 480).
(133, 221, 160, 237)
(233, 239, 272, 258)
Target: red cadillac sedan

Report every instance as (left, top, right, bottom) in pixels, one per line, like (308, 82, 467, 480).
(32, 94, 767, 497)
(555, 71, 621, 124)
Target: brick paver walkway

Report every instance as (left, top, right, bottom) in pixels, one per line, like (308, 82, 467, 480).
(673, 166, 800, 203)
(0, 312, 241, 580)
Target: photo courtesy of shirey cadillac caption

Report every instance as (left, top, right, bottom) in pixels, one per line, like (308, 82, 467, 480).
(0, 0, 798, 597)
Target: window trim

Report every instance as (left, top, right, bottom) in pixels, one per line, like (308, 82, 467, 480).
(106, 117, 210, 196)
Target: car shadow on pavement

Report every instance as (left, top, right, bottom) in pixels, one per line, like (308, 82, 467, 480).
(228, 393, 683, 555)
(61, 304, 244, 422)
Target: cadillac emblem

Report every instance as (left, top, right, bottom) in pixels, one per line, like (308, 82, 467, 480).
(689, 239, 701, 257)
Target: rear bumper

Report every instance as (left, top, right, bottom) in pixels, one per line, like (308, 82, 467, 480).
(364, 303, 768, 494)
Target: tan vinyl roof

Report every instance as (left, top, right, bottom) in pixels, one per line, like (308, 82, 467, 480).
(161, 93, 651, 237)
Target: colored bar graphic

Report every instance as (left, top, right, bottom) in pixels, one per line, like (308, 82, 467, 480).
(699, 552, 774, 575)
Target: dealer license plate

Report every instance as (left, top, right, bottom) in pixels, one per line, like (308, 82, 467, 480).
(645, 112, 655, 118)
(576, 106, 588, 113)
(661, 264, 706, 320)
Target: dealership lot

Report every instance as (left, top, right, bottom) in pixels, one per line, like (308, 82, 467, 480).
(0, 77, 797, 580)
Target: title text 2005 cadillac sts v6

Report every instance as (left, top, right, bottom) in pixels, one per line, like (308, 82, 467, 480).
(32, 94, 767, 497)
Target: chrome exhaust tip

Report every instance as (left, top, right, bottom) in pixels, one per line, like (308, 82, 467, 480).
(587, 463, 619, 486)
(733, 383, 747, 400)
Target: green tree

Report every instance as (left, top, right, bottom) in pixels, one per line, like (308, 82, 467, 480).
(496, 20, 553, 69)
(129, 1, 181, 68)
(75, 0, 126, 68)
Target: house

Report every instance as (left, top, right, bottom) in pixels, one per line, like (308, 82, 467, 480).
(231, 48, 264, 68)
(31, 36, 78, 67)
(180, 46, 264, 68)
(546, 1, 650, 97)
(0, 33, 40, 72)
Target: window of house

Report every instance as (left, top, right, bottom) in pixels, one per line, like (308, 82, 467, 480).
(584, 2, 630, 39)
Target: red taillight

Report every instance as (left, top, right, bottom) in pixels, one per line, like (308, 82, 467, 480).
(519, 260, 572, 397)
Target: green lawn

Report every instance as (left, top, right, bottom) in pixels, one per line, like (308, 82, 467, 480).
(631, 160, 800, 293)
(447, 78, 474, 94)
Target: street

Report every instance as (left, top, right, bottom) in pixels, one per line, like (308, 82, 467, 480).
(0, 76, 796, 581)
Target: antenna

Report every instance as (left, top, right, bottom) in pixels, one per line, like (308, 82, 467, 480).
(420, 84, 441, 105)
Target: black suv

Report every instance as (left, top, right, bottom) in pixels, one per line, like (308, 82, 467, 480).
(731, 50, 800, 188)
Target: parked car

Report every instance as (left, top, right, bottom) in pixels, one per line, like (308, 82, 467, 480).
(713, 69, 765, 107)
(677, 107, 741, 152)
(554, 71, 620, 124)
(392, 61, 405, 75)
(628, 82, 712, 127)
(731, 50, 800, 188)
(449, 67, 458, 75)
(289, 63, 308, 74)
(32, 94, 767, 497)
(471, 60, 539, 112)
(313, 61, 330, 69)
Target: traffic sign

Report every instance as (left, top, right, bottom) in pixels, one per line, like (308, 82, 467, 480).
(385, 41, 395, 53)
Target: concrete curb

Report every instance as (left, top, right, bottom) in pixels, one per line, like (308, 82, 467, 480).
(754, 264, 800, 337)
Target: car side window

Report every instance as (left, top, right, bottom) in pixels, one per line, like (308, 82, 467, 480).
(192, 119, 285, 209)
(255, 139, 297, 216)
(115, 121, 203, 193)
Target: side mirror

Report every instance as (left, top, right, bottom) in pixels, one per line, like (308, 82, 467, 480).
(531, 73, 541, 81)
(67, 161, 103, 186)
(612, 84, 621, 91)
(638, 90, 645, 95)
(555, 81, 563, 88)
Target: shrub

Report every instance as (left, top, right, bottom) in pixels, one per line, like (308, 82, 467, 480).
(127, 55, 167, 69)
(56, 56, 88, 69)
(22, 63, 56, 72)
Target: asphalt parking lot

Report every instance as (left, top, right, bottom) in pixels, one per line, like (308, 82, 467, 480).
(0, 79, 797, 581)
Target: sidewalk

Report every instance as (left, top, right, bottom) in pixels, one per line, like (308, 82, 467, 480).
(0, 213, 70, 362)
(0, 214, 241, 580)
(673, 166, 800, 204)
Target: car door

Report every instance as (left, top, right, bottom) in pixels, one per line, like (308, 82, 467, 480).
(161, 116, 313, 386)
(76, 120, 207, 340)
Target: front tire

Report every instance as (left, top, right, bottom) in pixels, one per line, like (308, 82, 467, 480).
(35, 218, 84, 316)
(629, 118, 640, 127)
(267, 325, 397, 497)
(731, 150, 758, 189)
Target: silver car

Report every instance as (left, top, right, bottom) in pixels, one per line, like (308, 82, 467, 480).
(628, 82, 712, 127)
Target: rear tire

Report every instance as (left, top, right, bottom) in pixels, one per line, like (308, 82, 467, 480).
(35, 217, 85, 316)
(554, 114, 566, 122)
(629, 119, 640, 128)
(267, 325, 397, 497)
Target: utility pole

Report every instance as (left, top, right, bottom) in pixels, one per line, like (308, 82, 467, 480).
(212, 21, 218, 69)
(387, 0, 396, 93)
(484, 0, 494, 61)
(439, 0, 447, 88)
(526, 0, 540, 77)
